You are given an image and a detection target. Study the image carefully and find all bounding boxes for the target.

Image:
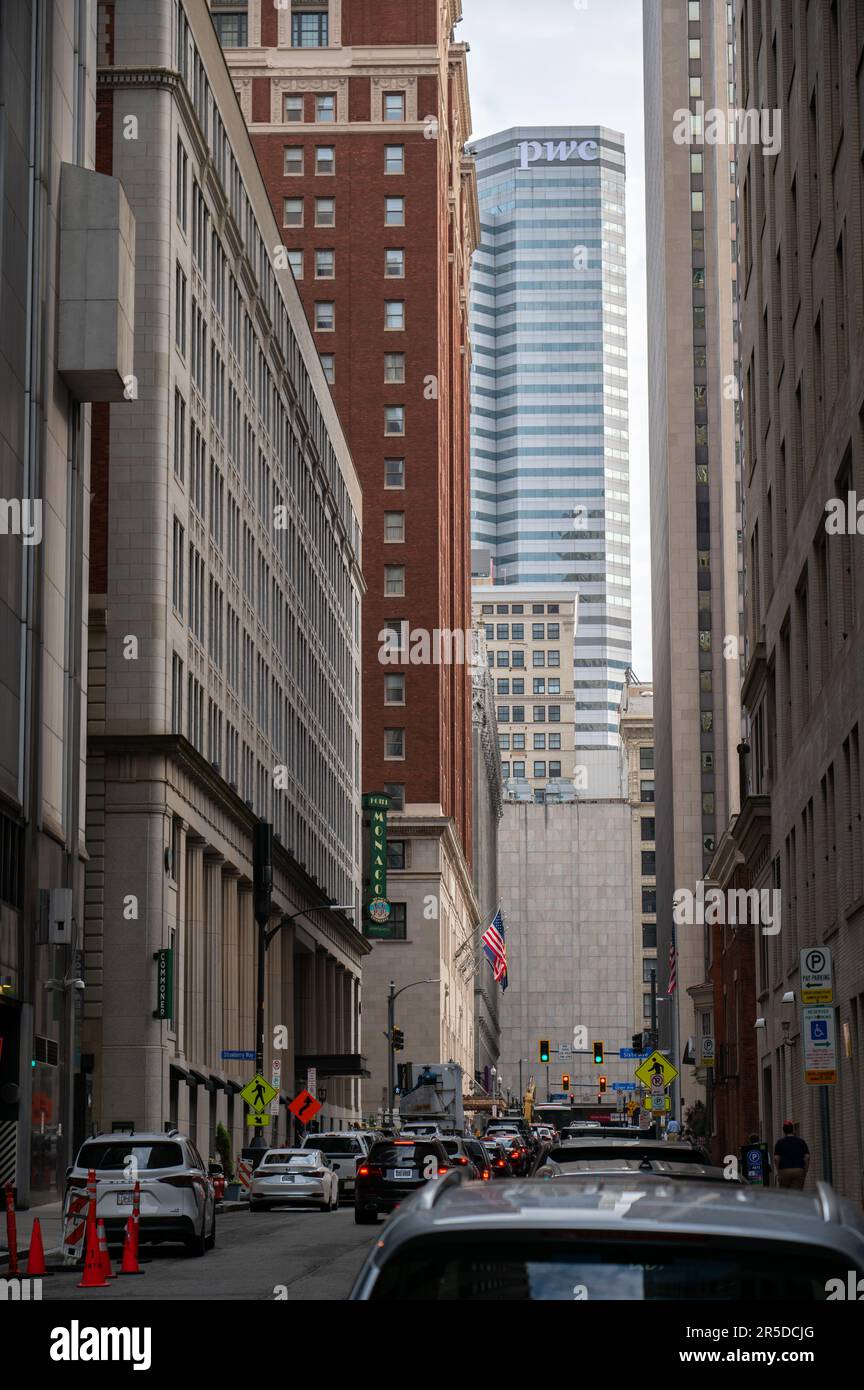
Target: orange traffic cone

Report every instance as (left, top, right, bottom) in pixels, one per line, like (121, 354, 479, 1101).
(77, 1213, 108, 1288)
(25, 1217, 49, 1276)
(118, 1216, 144, 1276)
(96, 1218, 115, 1279)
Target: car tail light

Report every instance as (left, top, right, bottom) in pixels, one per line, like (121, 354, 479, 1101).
(357, 1165, 382, 1178)
(455, 1156, 469, 1165)
(437, 1166, 449, 1176)
(481, 1169, 491, 1181)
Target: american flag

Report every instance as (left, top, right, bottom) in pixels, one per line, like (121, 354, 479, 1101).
(482, 908, 508, 991)
(668, 939, 677, 994)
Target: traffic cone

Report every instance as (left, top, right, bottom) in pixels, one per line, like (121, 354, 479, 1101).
(118, 1216, 144, 1276)
(96, 1218, 115, 1279)
(25, 1217, 49, 1276)
(77, 1214, 108, 1288)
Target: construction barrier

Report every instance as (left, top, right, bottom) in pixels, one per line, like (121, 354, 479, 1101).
(62, 1168, 97, 1265)
(236, 1159, 252, 1197)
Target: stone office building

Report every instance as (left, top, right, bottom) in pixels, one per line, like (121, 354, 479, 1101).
(85, 0, 368, 1160)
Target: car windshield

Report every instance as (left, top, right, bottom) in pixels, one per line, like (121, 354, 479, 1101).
(548, 1144, 708, 1166)
(77, 1142, 183, 1171)
(263, 1152, 310, 1165)
(369, 1143, 439, 1167)
(306, 1137, 362, 1155)
(369, 1237, 853, 1301)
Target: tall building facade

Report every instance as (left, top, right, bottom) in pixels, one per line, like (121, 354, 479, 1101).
(86, 0, 368, 1159)
(736, 0, 864, 1199)
(643, 0, 742, 1117)
(0, 0, 123, 1205)
(470, 623, 502, 1092)
(214, 0, 481, 1108)
(619, 682, 658, 1044)
(468, 126, 631, 749)
(472, 583, 577, 797)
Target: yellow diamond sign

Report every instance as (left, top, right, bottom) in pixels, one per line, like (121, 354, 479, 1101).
(240, 1073, 278, 1113)
(634, 1050, 679, 1089)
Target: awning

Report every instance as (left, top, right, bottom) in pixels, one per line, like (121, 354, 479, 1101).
(188, 1066, 215, 1091)
(294, 1053, 370, 1079)
(169, 1062, 192, 1083)
(209, 1073, 229, 1091)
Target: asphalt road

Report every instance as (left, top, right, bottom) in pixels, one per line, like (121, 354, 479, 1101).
(40, 1203, 376, 1302)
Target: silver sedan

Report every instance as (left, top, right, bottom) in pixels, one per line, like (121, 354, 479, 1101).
(249, 1149, 340, 1212)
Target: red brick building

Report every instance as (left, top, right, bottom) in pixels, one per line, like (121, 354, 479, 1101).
(216, 0, 481, 1106)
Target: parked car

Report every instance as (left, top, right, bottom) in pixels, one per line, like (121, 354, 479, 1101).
(250, 1148, 339, 1212)
(349, 1174, 864, 1300)
(66, 1131, 216, 1256)
(300, 1131, 372, 1197)
(355, 1137, 452, 1224)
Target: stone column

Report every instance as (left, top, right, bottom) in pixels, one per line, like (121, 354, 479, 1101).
(183, 836, 206, 1065)
(203, 851, 224, 1067)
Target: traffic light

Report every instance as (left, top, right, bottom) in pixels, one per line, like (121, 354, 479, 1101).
(598, 1075, 607, 1094)
(632, 1033, 642, 1052)
(539, 1039, 551, 1063)
(562, 1074, 570, 1090)
(593, 1040, 604, 1065)
(392, 1026, 404, 1052)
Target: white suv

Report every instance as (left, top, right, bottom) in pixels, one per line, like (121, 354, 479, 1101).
(299, 1132, 372, 1197)
(66, 1131, 216, 1256)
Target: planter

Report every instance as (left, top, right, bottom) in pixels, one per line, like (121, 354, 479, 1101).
(224, 1182, 243, 1201)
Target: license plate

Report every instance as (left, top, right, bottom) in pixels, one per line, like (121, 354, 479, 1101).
(281, 1175, 295, 1182)
(116, 1192, 134, 1206)
(393, 1169, 413, 1179)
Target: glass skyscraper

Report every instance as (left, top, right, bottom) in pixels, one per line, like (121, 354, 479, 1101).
(468, 126, 631, 748)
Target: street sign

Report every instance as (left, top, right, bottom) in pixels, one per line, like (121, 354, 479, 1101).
(558, 1044, 571, 1059)
(638, 1109, 652, 1129)
(620, 1048, 650, 1059)
(634, 1050, 678, 1089)
(645, 1095, 671, 1112)
(612, 1082, 636, 1092)
(699, 1035, 715, 1067)
(803, 1006, 837, 1085)
(800, 946, 833, 1005)
(271, 1058, 282, 1076)
(549, 1092, 570, 1103)
(240, 1073, 278, 1113)
(306, 1067, 317, 1098)
(650, 1072, 665, 1093)
(221, 1050, 256, 1061)
(246, 1114, 270, 1127)
(289, 1089, 322, 1124)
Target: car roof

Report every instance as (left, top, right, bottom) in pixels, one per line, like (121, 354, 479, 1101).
(367, 1175, 864, 1262)
(546, 1157, 739, 1182)
(548, 1138, 708, 1157)
(80, 1132, 189, 1145)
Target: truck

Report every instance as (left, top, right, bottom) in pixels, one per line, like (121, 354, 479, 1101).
(397, 1062, 465, 1134)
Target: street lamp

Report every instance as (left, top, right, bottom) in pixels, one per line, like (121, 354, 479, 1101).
(387, 978, 439, 1123)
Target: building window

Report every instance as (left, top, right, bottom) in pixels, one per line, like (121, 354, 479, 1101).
(173, 390, 186, 481)
(498, 733, 510, 749)
(549, 761, 561, 778)
(511, 623, 524, 640)
(384, 564, 405, 596)
(320, 352, 335, 384)
(384, 92, 406, 121)
(284, 94, 304, 122)
(547, 623, 560, 640)
(641, 851, 656, 876)
(283, 198, 303, 227)
(533, 761, 546, 779)
(642, 924, 657, 949)
(385, 406, 405, 435)
(533, 678, 545, 695)
(384, 512, 405, 543)
(384, 353, 405, 383)
(213, 11, 248, 47)
(175, 264, 187, 352)
(641, 778, 655, 802)
(315, 197, 335, 226)
(497, 706, 510, 724)
(385, 144, 405, 174)
(172, 519, 184, 614)
(639, 746, 654, 769)
(548, 733, 561, 750)
(385, 300, 405, 330)
(384, 457, 405, 488)
(512, 733, 525, 749)
(548, 678, 560, 695)
(500, 762, 511, 778)
(497, 680, 510, 696)
(316, 93, 335, 122)
(292, 11, 329, 47)
(641, 817, 655, 841)
(547, 650, 560, 667)
(643, 994, 653, 1020)
(642, 888, 657, 914)
(286, 249, 303, 279)
(314, 301, 334, 331)
(385, 248, 405, 278)
(171, 654, 183, 734)
(384, 672, 405, 704)
(176, 138, 188, 231)
(315, 145, 335, 174)
(533, 651, 545, 667)
(284, 145, 304, 175)
(548, 706, 561, 722)
(383, 783, 405, 810)
(315, 248, 335, 278)
(512, 761, 525, 778)
(511, 650, 525, 669)
(385, 197, 405, 226)
(533, 706, 546, 723)
(533, 734, 546, 749)
(387, 840, 406, 869)
(385, 728, 405, 759)
(532, 623, 544, 640)
(496, 652, 509, 668)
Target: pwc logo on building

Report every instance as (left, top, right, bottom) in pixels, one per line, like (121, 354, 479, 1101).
(517, 138, 600, 171)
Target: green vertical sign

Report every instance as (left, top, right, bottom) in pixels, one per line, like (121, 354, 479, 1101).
(153, 948, 174, 1020)
(362, 792, 390, 926)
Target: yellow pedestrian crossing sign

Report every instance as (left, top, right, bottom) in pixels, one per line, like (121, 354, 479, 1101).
(246, 1113, 271, 1127)
(240, 1073, 278, 1113)
(634, 1050, 679, 1089)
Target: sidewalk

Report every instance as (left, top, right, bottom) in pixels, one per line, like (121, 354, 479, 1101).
(0, 1198, 247, 1268)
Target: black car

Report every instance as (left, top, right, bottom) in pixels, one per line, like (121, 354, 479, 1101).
(480, 1139, 515, 1179)
(461, 1139, 494, 1180)
(439, 1137, 481, 1178)
(355, 1138, 452, 1224)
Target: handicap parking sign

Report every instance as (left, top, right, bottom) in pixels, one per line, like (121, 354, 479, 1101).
(810, 1020, 828, 1041)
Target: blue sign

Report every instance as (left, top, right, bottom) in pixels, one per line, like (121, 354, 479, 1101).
(620, 1049, 650, 1059)
(612, 1082, 636, 1092)
(549, 1092, 570, 1103)
(810, 1020, 828, 1042)
(221, 1049, 256, 1060)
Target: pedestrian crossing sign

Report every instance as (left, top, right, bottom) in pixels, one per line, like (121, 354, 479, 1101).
(240, 1073, 279, 1112)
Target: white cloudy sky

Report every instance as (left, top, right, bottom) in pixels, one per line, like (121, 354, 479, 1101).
(462, 0, 652, 680)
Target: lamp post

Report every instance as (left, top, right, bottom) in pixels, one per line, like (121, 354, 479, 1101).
(387, 978, 439, 1123)
(251, 822, 354, 1148)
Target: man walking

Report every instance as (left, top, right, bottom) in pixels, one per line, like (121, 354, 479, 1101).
(773, 1120, 810, 1190)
